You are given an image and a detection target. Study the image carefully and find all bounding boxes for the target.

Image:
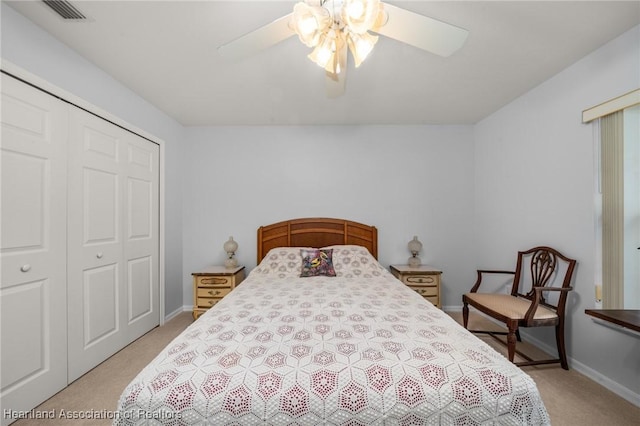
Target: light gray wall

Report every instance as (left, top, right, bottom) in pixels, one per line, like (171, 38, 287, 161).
(183, 125, 476, 308)
(3, 0, 638, 405)
(474, 25, 640, 401)
(1, 3, 185, 316)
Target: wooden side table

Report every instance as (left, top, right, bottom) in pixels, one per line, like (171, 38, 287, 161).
(390, 264, 442, 308)
(192, 266, 245, 319)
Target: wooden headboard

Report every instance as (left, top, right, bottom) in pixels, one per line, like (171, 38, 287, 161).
(257, 218, 378, 263)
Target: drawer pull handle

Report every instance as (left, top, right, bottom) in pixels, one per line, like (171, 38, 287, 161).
(407, 276, 433, 284)
(202, 278, 227, 285)
(20, 264, 31, 272)
(97, 252, 103, 259)
(415, 289, 425, 295)
(208, 290, 221, 296)
(208, 300, 218, 306)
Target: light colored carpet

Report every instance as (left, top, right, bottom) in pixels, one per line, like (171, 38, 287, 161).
(11, 313, 193, 426)
(448, 311, 640, 426)
(10, 311, 639, 425)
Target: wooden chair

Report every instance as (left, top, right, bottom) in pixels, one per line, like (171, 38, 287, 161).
(462, 246, 577, 369)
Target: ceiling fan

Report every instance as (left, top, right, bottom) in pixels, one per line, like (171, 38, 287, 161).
(218, 0, 469, 98)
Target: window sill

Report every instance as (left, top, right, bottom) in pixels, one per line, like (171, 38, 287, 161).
(585, 309, 640, 334)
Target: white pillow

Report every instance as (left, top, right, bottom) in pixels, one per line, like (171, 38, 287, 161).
(322, 245, 386, 277)
(252, 247, 309, 278)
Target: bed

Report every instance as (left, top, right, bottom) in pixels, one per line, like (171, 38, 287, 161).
(114, 218, 550, 425)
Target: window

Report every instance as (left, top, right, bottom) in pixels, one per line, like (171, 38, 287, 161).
(585, 89, 640, 309)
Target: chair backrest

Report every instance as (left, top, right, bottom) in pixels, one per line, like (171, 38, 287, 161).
(511, 246, 577, 311)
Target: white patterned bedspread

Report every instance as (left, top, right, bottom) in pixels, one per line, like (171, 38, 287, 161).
(115, 246, 550, 425)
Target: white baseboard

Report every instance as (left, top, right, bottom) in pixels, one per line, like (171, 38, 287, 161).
(164, 306, 187, 322)
(445, 305, 640, 408)
(442, 305, 466, 312)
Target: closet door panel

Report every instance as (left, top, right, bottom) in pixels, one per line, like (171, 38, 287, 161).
(83, 263, 118, 345)
(1, 151, 47, 251)
(124, 132, 159, 340)
(83, 168, 119, 243)
(67, 109, 160, 382)
(67, 108, 127, 382)
(0, 74, 68, 424)
(1, 280, 48, 385)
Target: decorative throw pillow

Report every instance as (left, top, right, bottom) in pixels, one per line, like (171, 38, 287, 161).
(300, 249, 336, 277)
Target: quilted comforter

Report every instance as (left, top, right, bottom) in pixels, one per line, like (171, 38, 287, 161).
(114, 246, 550, 425)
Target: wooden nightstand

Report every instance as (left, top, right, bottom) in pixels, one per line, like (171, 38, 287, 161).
(192, 266, 245, 319)
(390, 265, 442, 308)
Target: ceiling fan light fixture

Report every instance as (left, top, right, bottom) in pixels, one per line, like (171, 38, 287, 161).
(293, 0, 380, 73)
(347, 33, 378, 68)
(292, 2, 331, 47)
(308, 30, 337, 69)
(347, 30, 378, 67)
(341, 0, 381, 34)
(308, 31, 347, 75)
(345, 1, 364, 19)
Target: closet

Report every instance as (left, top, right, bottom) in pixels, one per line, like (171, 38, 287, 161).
(0, 73, 160, 420)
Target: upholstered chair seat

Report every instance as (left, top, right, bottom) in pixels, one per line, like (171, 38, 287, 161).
(464, 293, 558, 321)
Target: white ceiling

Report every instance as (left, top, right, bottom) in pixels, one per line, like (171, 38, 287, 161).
(6, 1, 640, 126)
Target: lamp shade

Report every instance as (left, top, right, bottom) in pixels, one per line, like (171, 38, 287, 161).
(341, 0, 382, 34)
(408, 236, 422, 267)
(291, 2, 331, 47)
(223, 236, 238, 255)
(224, 236, 238, 268)
(308, 29, 345, 74)
(408, 236, 422, 255)
(347, 30, 378, 67)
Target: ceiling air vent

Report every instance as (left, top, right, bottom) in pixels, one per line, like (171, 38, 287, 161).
(42, 0, 86, 20)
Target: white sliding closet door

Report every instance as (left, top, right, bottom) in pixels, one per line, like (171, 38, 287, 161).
(67, 108, 159, 382)
(0, 75, 68, 422)
(123, 130, 160, 342)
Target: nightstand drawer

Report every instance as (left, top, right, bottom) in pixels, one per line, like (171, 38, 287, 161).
(196, 276, 231, 287)
(197, 297, 224, 308)
(197, 287, 231, 298)
(390, 265, 442, 309)
(403, 275, 438, 286)
(424, 295, 439, 306)
(409, 286, 438, 297)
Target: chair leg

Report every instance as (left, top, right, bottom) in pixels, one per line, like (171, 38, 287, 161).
(556, 322, 569, 370)
(462, 302, 469, 329)
(507, 325, 518, 362)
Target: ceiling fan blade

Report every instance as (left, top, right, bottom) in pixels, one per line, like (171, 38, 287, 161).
(326, 43, 348, 98)
(326, 70, 346, 98)
(374, 3, 468, 57)
(218, 13, 295, 62)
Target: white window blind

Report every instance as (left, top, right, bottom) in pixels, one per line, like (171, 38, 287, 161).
(600, 111, 624, 308)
